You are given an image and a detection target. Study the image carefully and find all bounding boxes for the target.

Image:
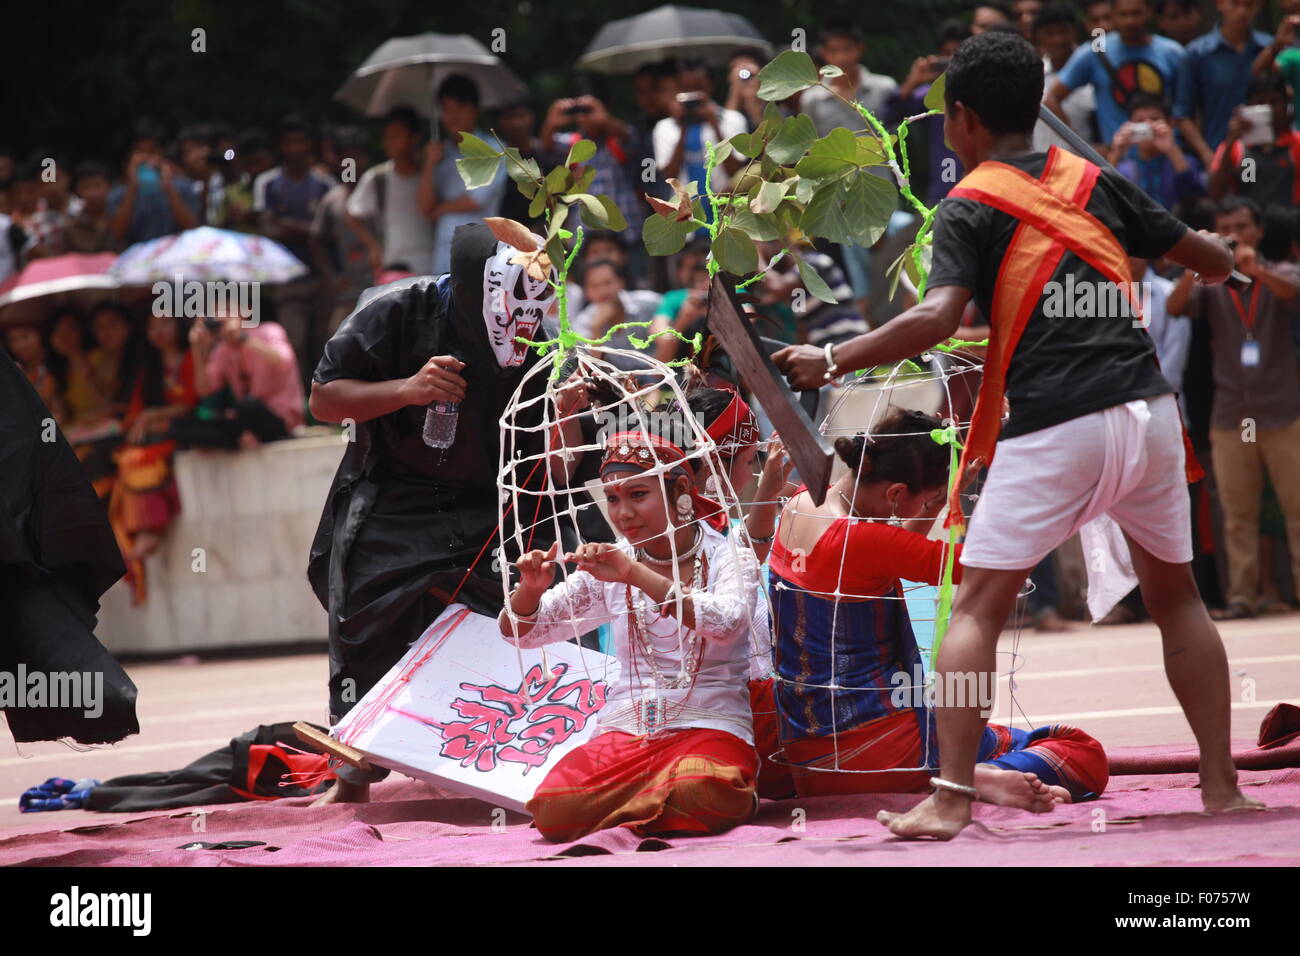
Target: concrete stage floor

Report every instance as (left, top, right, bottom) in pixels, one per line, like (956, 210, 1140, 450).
(1, 614, 1296, 865)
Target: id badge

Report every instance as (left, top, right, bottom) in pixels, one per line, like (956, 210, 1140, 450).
(1241, 339, 1261, 368)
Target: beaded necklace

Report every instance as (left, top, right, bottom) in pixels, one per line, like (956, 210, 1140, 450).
(626, 540, 707, 735)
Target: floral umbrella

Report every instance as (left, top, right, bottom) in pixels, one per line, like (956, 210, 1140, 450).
(109, 226, 308, 285)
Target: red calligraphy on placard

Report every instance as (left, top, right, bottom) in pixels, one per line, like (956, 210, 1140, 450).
(417, 663, 608, 774)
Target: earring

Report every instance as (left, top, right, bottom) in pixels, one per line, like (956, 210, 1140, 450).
(888, 501, 902, 527)
(676, 494, 694, 520)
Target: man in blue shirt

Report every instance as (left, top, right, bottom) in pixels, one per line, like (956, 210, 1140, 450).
(1173, 0, 1273, 170)
(108, 118, 200, 246)
(419, 75, 508, 276)
(1046, 0, 1186, 144)
(261, 114, 336, 383)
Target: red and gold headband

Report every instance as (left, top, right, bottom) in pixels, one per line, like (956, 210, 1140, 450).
(600, 431, 691, 481)
(706, 391, 759, 458)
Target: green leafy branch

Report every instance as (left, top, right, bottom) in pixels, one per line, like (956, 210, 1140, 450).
(639, 49, 950, 313)
(457, 130, 631, 282)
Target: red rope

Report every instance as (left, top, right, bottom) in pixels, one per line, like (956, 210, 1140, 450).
(448, 455, 546, 604)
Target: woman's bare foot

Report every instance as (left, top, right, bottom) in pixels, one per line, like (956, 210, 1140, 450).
(973, 765, 1065, 811)
(308, 779, 369, 806)
(878, 790, 973, 840)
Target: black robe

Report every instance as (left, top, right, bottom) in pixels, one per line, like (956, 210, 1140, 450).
(0, 350, 139, 744)
(307, 275, 564, 721)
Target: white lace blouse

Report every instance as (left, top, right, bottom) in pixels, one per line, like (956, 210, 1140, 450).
(503, 525, 761, 744)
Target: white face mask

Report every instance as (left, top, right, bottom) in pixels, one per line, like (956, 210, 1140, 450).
(482, 239, 558, 368)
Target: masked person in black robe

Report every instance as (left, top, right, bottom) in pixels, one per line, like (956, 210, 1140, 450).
(0, 350, 139, 745)
(307, 221, 565, 803)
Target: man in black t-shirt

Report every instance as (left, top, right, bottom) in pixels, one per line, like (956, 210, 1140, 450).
(776, 31, 1259, 840)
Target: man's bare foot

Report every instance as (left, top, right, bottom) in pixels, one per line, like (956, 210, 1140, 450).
(974, 765, 1066, 811)
(1201, 780, 1265, 813)
(309, 779, 369, 806)
(877, 789, 974, 841)
(238, 430, 262, 451)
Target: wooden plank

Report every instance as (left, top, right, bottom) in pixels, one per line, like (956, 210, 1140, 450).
(293, 721, 372, 771)
(706, 276, 835, 504)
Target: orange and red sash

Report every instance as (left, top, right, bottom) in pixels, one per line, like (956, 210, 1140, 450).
(942, 146, 1201, 529)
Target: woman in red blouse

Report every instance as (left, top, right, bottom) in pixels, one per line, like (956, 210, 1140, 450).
(762, 408, 1109, 810)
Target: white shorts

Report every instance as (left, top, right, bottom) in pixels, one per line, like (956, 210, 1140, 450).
(962, 393, 1193, 570)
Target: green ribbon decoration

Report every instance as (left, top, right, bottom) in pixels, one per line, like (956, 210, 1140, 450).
(927, 423, 963, 670)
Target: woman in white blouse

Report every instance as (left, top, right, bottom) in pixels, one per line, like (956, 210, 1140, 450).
(499, 421, 762, 843)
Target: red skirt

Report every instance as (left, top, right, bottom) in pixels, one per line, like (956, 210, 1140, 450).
(749, 678, 796, 800)
(785, 710, 935, 797)
(527, 728, 758, 843)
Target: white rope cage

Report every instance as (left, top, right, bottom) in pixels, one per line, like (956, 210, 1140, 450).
(495, 346, 772, 709)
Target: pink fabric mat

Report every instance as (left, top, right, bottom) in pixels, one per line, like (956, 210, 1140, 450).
(1108, 739, 1300, 774)
(3, 757, 1297, 867)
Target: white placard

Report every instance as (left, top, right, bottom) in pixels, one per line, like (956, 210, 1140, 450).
(331, 604, 620, 813)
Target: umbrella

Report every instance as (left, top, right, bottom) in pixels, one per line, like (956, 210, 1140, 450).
(109, 226, 308, 285)
(0, 253, 122, 326)
(336, 32, 528, 120)
(577, 4, 773, 75)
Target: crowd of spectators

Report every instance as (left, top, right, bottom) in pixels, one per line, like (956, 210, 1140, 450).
(0, 0, 1297, 617)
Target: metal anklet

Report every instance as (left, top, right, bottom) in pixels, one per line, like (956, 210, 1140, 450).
(930, 777, 978, 800)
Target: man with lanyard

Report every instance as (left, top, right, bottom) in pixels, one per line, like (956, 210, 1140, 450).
(775, 31, 1259, 839)
(307, 222, 565, 804)
(1167, 197, 1300, 620)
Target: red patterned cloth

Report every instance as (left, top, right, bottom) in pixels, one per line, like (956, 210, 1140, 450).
(527, 728, 758, 843)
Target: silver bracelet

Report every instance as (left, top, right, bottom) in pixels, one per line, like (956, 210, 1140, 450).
(512, 602, 540, 623)
(747, 531, 776, 544)
(929, 777, 978, 800)
(823, 342, 842, 384)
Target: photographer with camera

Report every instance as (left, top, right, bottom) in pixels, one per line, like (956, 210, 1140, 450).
(177, 124, 225, 226)
(1109, 92, 1206, 210)
(1208, 72, 1299, 209)
(539, 89, 646, 264)
(171, 307, 304, 450)
(108, 118, 200, 245)
(652, 59, 746, 204)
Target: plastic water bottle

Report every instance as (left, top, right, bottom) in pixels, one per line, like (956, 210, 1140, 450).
(422, 400, 460, 449)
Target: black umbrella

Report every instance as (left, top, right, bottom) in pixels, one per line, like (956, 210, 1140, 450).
(577, 4, 773, 75)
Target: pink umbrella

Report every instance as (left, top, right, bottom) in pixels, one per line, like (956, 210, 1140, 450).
(0, 252, 123, 326)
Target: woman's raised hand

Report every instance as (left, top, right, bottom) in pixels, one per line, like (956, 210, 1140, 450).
(515, 541, 560, 594)
(567, 541, 633, 584)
